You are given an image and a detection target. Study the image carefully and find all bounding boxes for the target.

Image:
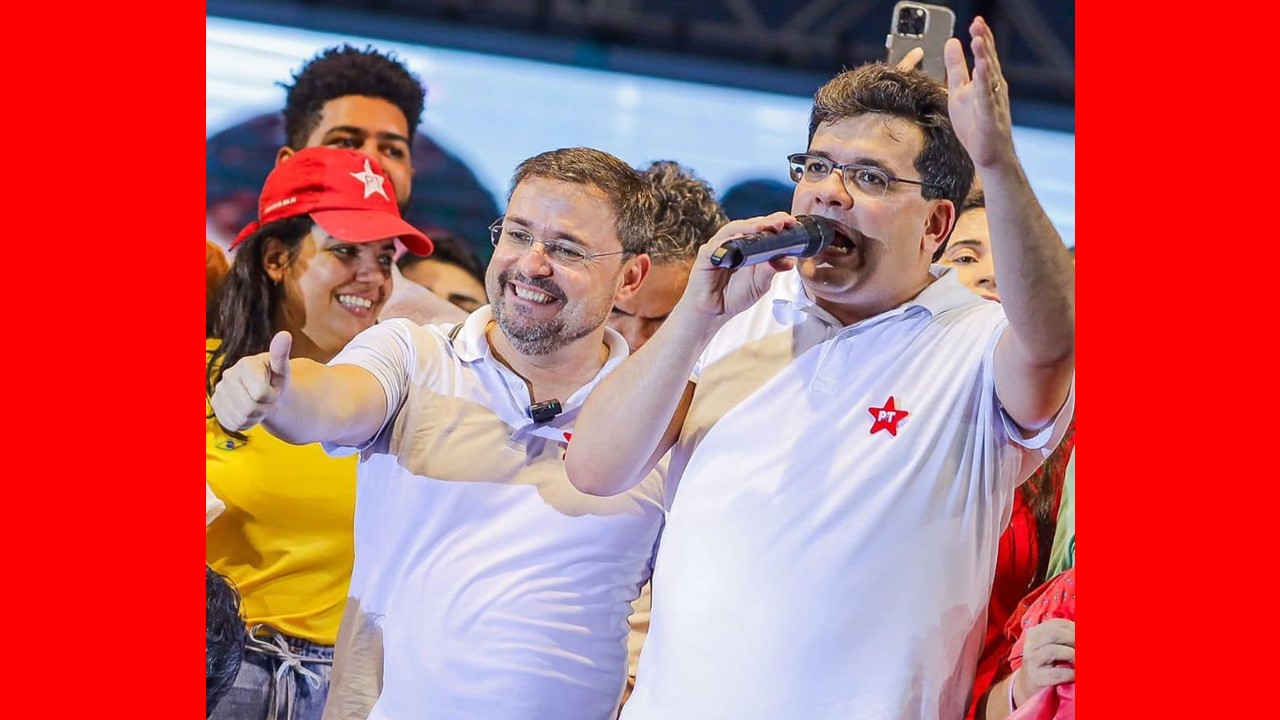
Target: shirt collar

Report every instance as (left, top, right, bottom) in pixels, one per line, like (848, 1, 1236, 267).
(771, 265, 989, 326)
(450, 305, 632, 370)
(451, 305, 496, 363)
(914, 265, 991, 316)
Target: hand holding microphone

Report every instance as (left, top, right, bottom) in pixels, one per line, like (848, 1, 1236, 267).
(675, 213, 815, 323)
(709, 214, 835, 269)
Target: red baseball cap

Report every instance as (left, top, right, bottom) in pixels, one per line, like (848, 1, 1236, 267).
(232, 147, 434, 256)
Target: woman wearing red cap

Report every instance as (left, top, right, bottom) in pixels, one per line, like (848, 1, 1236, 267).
(205, 147, 432, 719)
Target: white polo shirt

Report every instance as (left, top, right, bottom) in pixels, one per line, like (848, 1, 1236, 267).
(622, 268, 1074, 720)
(327, 309, 666, 720)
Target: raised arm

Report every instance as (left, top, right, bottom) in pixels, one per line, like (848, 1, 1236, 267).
(210, 330, 388, 447)
(566, 214, 797, 496)
(944, 17, 1075, 432)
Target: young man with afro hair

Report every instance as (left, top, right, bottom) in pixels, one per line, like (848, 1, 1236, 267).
(277, 45, 425, 210)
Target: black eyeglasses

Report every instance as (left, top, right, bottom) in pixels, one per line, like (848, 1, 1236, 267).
(787, 153, 944, 198)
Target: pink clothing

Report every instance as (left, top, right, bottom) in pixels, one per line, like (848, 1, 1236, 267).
(1009, 684, 1074, 720)
(1006, 569, 1076, 720)
(968, 425, 1073, 720)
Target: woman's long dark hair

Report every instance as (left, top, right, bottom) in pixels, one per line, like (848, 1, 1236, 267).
(1021, 420, 1076, 586)
(206, 216, 314, 406)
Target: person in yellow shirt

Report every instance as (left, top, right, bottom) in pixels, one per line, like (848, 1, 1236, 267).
(207, 146, 433, 720)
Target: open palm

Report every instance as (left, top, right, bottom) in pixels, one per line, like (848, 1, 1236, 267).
(943, 17, 1017, 170)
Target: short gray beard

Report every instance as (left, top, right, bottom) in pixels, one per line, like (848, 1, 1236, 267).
(492, 295, 596, 356)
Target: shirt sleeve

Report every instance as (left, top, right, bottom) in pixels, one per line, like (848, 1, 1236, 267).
(980, 322, 1077, 483)
(321, 319, 419, 456)
(205, 482, 226, 526)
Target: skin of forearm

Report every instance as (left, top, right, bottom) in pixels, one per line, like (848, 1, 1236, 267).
(568, 300, 722, 495)
(261, 360, 370, 446)
(980, 162, 1075, 366)
(980, 672, 1016, 720)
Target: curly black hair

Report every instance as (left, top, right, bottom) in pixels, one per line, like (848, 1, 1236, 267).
(641, 160, 728, 265)
(280, 45, 426, 150)
(206, 566, 246, 717)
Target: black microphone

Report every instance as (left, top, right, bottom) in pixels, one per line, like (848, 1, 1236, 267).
(709, 215, 836, 269)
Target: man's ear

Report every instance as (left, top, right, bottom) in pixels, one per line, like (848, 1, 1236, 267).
(275, 146, 295, 168)
(922, 198, 956, 259)
(616, 253, 652, 301)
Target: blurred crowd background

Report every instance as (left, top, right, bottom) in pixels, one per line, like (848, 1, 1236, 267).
(206, 0, 1073, 264)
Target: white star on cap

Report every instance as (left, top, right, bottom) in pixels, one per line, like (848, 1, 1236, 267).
(350, 159, 389, 200)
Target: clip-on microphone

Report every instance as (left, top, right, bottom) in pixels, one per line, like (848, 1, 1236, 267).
(528, 399, 563, 423)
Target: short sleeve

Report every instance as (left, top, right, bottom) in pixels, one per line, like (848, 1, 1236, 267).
(978, 324, 1077, 482)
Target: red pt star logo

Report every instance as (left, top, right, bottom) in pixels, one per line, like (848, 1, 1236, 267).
(867, 396, 909, 436)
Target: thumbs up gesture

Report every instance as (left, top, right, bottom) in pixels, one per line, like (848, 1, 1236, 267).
(210, 331, 293, 432)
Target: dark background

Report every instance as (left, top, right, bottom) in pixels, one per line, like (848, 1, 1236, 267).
(207, 0, 1074, 132)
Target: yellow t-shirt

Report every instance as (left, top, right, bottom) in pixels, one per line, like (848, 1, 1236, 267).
(205, 340, 356, 645)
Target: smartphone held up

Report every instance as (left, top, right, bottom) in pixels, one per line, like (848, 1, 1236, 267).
(885, 2, 956, 83)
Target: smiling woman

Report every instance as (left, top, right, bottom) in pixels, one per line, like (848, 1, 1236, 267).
(205, 147, 432, 720)
(272, 223, 397, 359)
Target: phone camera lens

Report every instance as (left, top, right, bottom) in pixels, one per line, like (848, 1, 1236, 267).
(897, 6, 928, 36)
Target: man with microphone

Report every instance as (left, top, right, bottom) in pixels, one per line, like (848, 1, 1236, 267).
(567, 17, 1074, 720)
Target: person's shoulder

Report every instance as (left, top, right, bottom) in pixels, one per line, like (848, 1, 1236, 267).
(921, 267, 1004, 323)
(928, 291, 1006, 335)
(380, 274, 469, 326)
(371, 316, 455, 341)
(349, 318, 458, 364)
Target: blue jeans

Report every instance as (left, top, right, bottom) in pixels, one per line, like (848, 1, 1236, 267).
(209, 627, 334, 720)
